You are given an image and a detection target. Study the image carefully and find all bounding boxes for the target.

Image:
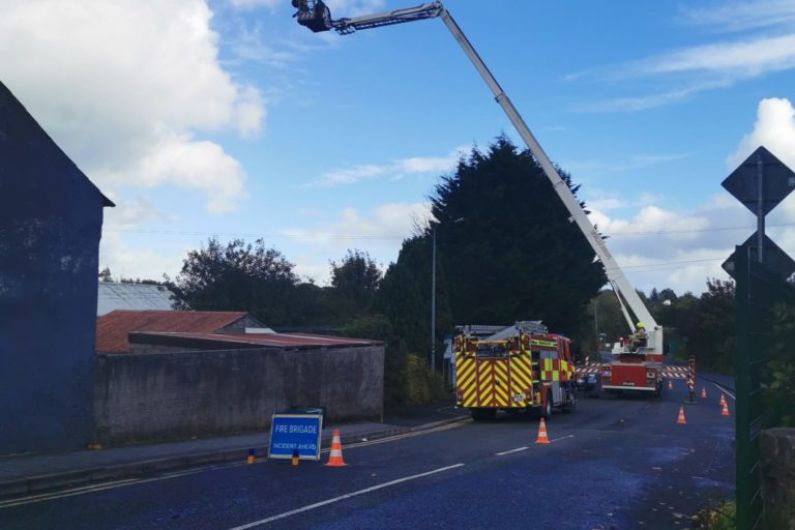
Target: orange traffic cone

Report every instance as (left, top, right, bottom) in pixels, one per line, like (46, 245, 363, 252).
(668, 380, 673, 390)
(701, 386, 707, 399)
(325, 429, 347, 467)
(677, 406, 687, 425)
(720, 394, 726, 407)
(535, 418, 550, 444)
(722, 401, 730, 417)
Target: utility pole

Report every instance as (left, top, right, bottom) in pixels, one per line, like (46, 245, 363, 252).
(430, 225, 437, 371)
(757, 152, 765, 263)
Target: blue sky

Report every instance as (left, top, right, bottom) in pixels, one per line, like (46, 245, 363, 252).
(4, 0, 795, 293)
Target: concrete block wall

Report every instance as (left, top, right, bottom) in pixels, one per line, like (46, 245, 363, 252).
(93, 345, 384, 445)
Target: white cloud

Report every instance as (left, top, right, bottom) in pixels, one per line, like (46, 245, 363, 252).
(583, 193, 749, 293)
(577, 80, 730, 112)
(99, 232, 187, 282)
(103, 197, 170, 229)
(134, 134, 247, 213)
(683, 0, 795, 33)
(284, 201, 430, 284)
(0, 0, 263, 212)
(284, 201, 431, 245)
(564, 153, 688, 175)
(728, 97, 795, 170)
(397, 151, 463, 174)
(316, 164, 387, 186)
(573, 1, 795, 112)
(229, 0, 384, 15)
(323, 0, 386, 16)
(311, 145, 468, 186)
(636, 34, 795, 78)
(228, 0, 281, 9)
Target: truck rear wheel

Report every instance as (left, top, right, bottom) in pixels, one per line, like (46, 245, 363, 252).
(470, 408, 497, 421)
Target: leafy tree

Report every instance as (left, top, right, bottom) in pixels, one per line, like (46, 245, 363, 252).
(98, 267, 113, 282)
(168, 238, 299, 326)
(767, 303, 795, 426)
(378, 236, 454, 363)
(432, 137, 605, 333)
(687, 279, 735, 372)
(329, 250, 382, 321)
(382, 136, 606, 348)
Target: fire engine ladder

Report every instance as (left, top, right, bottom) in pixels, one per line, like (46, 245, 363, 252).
(292, 0, 663, 356)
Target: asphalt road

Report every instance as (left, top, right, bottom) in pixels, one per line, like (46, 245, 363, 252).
(0, 379, 735, 530)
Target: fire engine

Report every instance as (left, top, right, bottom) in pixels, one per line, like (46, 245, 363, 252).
(601, 352, 663, 396)
(290, 1, 667, 396)
(453, 323, 576, 421)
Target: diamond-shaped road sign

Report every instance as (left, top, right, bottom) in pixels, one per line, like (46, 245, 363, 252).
(723, 232, 795, 281)
(722, 146, 795, 216)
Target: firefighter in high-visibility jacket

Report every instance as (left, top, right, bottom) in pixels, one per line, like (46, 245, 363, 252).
(629, 322, 647, 351)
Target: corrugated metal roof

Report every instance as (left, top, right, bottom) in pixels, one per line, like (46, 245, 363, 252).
(96, 310, 250, 353)
(131, 331, 381, 349)
(97, 282, 174, 316)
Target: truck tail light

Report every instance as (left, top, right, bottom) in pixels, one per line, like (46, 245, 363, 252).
(456, 389, 464, 401)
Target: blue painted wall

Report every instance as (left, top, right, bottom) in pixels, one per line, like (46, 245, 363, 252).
(0, 81, 112, 455)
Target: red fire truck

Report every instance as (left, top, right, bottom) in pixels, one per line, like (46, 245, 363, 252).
(453, 323, 577, 421)
(600, 352, 663, 396)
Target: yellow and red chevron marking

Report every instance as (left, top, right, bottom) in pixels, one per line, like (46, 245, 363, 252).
(456, 354, 535, 408)
(477, 360, 495, 407)
(456, 355, 478, 408)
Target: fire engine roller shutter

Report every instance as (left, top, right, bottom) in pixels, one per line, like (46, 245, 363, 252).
(457, 354, 535, 408)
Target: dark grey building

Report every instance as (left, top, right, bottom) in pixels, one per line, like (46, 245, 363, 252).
(0, 81, 113, 455)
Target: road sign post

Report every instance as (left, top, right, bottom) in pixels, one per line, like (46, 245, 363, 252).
(722, 146, 795, 529)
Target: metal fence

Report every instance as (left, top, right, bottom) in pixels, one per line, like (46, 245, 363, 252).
(734, 245, 795, 529)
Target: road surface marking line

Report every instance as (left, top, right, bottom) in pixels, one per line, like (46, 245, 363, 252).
(0, 423, 467, 508)
(496, 446, 528, 456)
(549, 435, 575, 443)
(226, 463, 466, 529)
(0, 479, 139, 509)
(711, 383, 736, 400)
(0, 462, 245, 509)
(335, 419, 469, 451)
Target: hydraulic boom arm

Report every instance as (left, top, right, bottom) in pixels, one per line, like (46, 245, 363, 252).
(292, 0, 663, 356)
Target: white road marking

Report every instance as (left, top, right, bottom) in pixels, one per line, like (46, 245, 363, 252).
(226, 463, 466, 529)
(549, 435, 575, 443)
(0, 462, 246, 509)
(496, 446, 528, 456)
(338, 419, 469, 451)
(0, 420, 470, 508)
(711, 382, 736, 400)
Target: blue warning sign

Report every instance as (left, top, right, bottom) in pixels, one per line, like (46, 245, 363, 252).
(268, 412, 324, 461)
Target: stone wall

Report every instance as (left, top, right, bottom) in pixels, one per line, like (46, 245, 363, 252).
(93, 345, 384, 445)
(760, 428, 795, 529)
